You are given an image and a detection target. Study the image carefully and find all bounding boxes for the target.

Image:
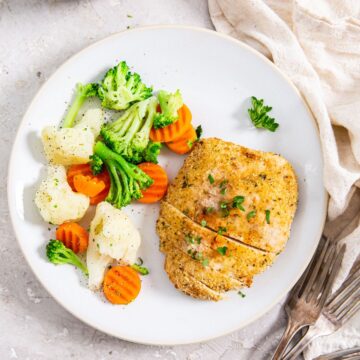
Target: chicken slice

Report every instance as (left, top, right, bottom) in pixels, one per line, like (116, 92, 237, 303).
(164, 255, 223, 301)
(165, 138, 298, 253)
(158, 201, 275, 283)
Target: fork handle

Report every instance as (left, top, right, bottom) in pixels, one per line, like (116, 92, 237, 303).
(283, 323, 332, 360)
(271, 318, 307, 360)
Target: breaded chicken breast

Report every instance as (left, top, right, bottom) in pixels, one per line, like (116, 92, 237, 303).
(158, 138, 298, 300)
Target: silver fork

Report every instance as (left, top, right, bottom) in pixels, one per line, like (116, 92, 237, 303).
(314, 346, 360, 360)
(283, 260, 360, 360)
(271, 238, 345, 360)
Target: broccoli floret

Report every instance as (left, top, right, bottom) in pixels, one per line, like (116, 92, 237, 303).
(142, 141, 162, 164)
(89, 154, 104, 175)
(46, 239, 88, 275)
(97, 61, 152, 111)
(101, 96, 158, 163)
(153, 90, 183, 129)
(62, 83, 98, 128)
(93, 141, 153, 208)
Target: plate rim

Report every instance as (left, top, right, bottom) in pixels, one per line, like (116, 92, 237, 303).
(7, 24, 328, 346)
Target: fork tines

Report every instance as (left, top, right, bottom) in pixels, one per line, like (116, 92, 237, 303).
(291, 237, 345, 308)
(325, 261, 360, 324)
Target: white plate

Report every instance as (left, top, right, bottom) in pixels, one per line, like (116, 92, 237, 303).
(8, 26, 327, 345)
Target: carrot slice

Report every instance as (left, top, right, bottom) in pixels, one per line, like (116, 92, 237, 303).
(56, 222, 89, 253)
(103, 266, 141, 305)
(67, 164, 110, 205)
(166, 125, 197, 155)
(149, 104, 192, 143)
(137, 162, 168, 203)
(67, 164, 92, 191)
(73, 174, 106, 197)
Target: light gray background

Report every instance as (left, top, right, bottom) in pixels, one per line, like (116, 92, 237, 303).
(0, 1, 287, 358)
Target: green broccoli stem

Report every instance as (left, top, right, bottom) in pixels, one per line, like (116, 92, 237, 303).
(62, 92, 86, 128)
(67, 252, 89, 276)
(62, 83, 98, 128)
(94, 141, 152, 187)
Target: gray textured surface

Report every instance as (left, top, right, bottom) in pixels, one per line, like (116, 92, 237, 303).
(0, 1, 287, 358)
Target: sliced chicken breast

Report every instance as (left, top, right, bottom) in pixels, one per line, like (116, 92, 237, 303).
(164, 255, 223, 301)
(158, 201, 275, 283)
(165, 138, 298, 253)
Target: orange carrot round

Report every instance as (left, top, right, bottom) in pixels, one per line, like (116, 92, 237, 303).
(137, 162, 168, 203)
(149, 104, 192, 143)
(67, 164, 110, 205)
(56, 222, 89, 253)
(166, 125, 197, 155)
(67, 164, 92, 191)
(103, 266, 141, 305)
(73, 174, 106, 197)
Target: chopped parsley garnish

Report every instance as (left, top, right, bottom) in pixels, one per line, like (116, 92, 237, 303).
(220, 202, 228, 209)
(201, 258, 209, 267)
(247, 210, 257, 221)
(238, 291, 246, 298)
(208, 174, 215, 184)
(196, 236, 202, 244)
(219, 201, 230, 217)
(217, 246, 228, 256)
(265, 210, 271, 224)
(206, 207, 214, 214)
(187, 249, 208, 266)
(219, 180, 228, 195)
(201, 219, 207, 227)
(219, 180, 228, 188)
(248, 96, 279, 132)
(187, 140, 194, 148)
(131, 263, 149, 275)
(195, 125, 203, 140)
(232, 195, 245, 211)
(218, 226, 227, 235)
(185, 234, 195, 244)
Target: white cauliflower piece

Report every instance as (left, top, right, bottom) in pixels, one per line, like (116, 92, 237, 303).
(87, 238, 112, 291)
(35, 165, 90, 225)
(41, 108, 103, 165)
(87, 201, 141, 290)
(74, 108, 103, 138)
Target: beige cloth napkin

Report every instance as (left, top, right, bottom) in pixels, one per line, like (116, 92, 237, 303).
(208, 0, 360, 358)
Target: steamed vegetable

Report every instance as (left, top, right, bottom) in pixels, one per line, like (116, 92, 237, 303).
(56, 222, 89, 253)
(62, 83, 99, 129)
(46, 239, 88, 275)
(100, 96, 159, 163)
(86, 202, 141, 290)
(67, 163, 111, 205)
(150, 104, 192, 143)
(137, 162, 168, 203)
(103, 266, 141, 304)
(142, 141, 162, 164)
(35, 165, 89, 225)
(153, 90, 183, 129)
(90, 142, 153, 208)
(42, 109, 103, 165)
(248, 96, 279, 132)
(98, 60, 152, 111)
(166, 125, 197, 154)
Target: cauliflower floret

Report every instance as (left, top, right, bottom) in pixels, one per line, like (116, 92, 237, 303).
(87, 238, 112, 291)
(41, 109, 103, 165)
(74, 108, 103, 137)
(35, 165, 90, 225)
(87, 201, 141, 290)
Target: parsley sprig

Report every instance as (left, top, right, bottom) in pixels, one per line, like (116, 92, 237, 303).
(248, 96, 279, 132)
